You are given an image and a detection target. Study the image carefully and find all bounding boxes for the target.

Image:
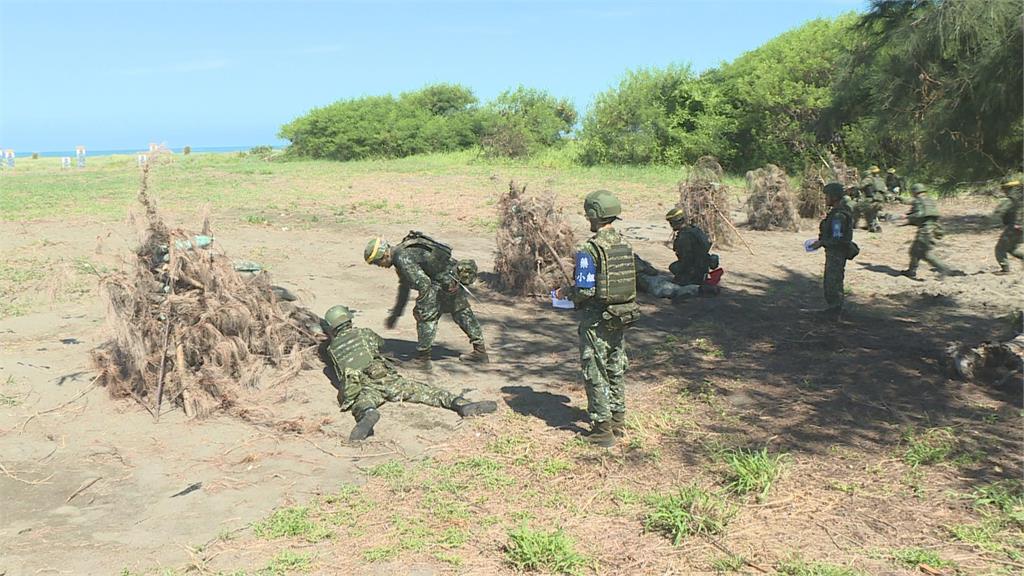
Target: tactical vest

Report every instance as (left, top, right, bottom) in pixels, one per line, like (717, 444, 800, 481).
(400, 231, 453, 260)
(398, 231, 455, 280)
(587, 234, 637, 305)
(327, 327, 373, 375)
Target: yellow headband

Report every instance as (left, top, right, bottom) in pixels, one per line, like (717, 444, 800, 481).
(366, 238, 383, 263)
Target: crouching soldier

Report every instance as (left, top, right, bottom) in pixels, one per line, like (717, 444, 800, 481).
(365, 232, 488, 369)
(322, 305, 496, 441)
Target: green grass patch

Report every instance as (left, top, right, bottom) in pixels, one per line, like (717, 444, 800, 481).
(902, 427, 957, 467)
(775, 556, 865, 576)
(643, 484, 735, 545)
(504, 524, 589, 575)
(711, 553, 746, 573)
(720, 447, 789, 499)
(692, 337, 725, 358)
(971, 479, 1024, 525)
(538, 457, 572, 477)
(258, 550, 312, 575)
(251, 506, 331, 542)
(889, 547, 954, 570)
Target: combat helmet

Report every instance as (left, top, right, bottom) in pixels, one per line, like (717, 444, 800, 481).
(887, 168, 897, 174)
(665, 207, 686, 224)
(584, 190, 622, 221)
(364, 238, 390, 264)
(823, 182, 845, 200)
(324, 305, 354, 331)
(1001, 178, 1022, 191)
(868, 165, 880, 174)
(910, 183, 928, 195)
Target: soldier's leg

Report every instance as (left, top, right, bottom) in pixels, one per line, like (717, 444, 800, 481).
(413, 288, 442, 356)
(351, 384, 387, 418)
(449, 294, 484, 346)
(905, 242, 922, 275)
(995, 228, 1013, 271)
(922, 248, 952, 274)
(579, 317, 612, 424)
(382, 373, 457, 409)
(823, 252, 846, 310)
(602, 325, 627, 417)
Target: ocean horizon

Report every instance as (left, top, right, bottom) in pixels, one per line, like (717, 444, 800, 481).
(9, 145, 279, 159)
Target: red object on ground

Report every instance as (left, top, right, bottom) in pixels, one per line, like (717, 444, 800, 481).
(705, 268, 724, 286)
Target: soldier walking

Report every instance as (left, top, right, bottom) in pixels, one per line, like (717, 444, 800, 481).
(901, 183, 964, 279)
(994, 178, 1023, 275)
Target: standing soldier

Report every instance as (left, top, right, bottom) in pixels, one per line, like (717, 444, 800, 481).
(809, 182, 856, 319)
(322, 305, 496, 441)
(901, 184, 965, 279)
(556, 190, 640, 447)
(994, 178, 1023, 275)
(365, 232, 488, 369)
(664, 207, 717, 286)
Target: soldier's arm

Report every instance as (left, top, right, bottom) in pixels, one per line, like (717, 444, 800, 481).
(819, 213, 853, 249)
(563, 243, 598, 305)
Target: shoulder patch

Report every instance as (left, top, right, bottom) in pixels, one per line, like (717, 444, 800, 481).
(831, 218, 843, 239)
(574, 251, 597, 288)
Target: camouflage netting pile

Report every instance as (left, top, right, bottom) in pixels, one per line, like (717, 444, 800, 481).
(675, 156, 735, 246)
(798, 154, 860, 218)
(494, 181, 576, 295)
(745, 164, 800, 232)
(91, 168, 321, 419)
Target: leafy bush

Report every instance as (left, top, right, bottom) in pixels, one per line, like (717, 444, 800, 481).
(481, 86, 576, 158)
(579, 65, 736, 166)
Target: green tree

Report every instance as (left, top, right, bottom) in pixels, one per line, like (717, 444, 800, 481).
(828, 0, 1023, 182)
(481, 86, 577, 158)
(707, 15, 858, 172)
(579, 65, 736, 165)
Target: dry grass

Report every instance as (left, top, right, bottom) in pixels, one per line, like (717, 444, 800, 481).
(91, 165, 321, 419)
(746, 164, 800, 231)
(674, 156, 736, 247)
(799, 154, 860, 218)
(493, 180, 576, 295)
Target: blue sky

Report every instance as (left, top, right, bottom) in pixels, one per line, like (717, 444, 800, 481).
(0, 0, 865, 152)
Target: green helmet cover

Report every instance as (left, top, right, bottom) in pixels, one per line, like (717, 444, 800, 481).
(910, 183, 928, 194)
(584, 190, 622, 221)
(324, 305, 354, 330)
(364, 238, 390, 264)
(823, 182, 845, 199)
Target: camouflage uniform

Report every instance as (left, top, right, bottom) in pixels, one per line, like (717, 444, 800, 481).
(567, 227, 638, 424)
(818, 195, 855, 311)
(855, 176, 886, 232)
(905, 194, 953, 275)
(994, 186, 1023, 272)
(885, 172, 904, 200)
(326, 325, 458, 420)
(635, 255, 700, 299)
(389, 235, 484, 355)
(668, 224, 712, 286)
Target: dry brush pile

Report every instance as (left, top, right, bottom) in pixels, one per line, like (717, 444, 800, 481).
(675, 156, 735, 246)
(798, 154, 860, 218)
(745, 164, 800, 232)
(493, 181, 576, 295)
(92, 167, 321, 419)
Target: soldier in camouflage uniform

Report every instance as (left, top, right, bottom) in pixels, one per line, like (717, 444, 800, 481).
(365, 232, 487, 369)
(810, 182, 856, 319)
(322, 305, 496, 441)
(855, 166, 886, 232)
(885, 168, 904, 201)
(556, 190, 640, 447)
(634, 254, 717, 301)
(665, 207, 715, 286)
(901, 183, 964, 279)
(994, 178, 1024, 275)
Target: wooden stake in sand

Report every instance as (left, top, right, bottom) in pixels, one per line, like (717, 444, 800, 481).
(710, 202, 755, 256)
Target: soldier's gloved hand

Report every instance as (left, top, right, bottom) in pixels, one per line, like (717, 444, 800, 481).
(385, 315, 398, 329)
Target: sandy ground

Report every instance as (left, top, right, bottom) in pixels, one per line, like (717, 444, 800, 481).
(0, 192, 1021, 575)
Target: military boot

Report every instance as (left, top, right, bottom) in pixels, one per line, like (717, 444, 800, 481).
(610, 412, 626, 438)
(587, 420, 616, 447)
(349, 409, 380, 442)
(455, 399, 497, 417)
(900, 268, 917, 279)
(459, 342, 490, 364)
(410, 349, 433, 371)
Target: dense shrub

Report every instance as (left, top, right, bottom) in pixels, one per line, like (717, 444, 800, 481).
(480, 86, 576, 158)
